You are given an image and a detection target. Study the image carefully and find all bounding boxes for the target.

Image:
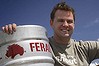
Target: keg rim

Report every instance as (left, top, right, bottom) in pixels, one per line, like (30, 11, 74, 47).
(17, 25, 45, 28)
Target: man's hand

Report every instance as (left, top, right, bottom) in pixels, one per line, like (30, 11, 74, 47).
(2, 23, 17, 34)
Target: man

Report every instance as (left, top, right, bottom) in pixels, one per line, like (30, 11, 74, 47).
(2, 2, 99, 66)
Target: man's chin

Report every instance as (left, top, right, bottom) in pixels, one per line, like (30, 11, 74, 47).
(61, 34, 70, 38)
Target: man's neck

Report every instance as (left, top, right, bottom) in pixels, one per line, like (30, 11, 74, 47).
(53, 35, 71, 45)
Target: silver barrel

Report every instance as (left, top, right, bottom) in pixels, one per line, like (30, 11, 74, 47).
(0, 25, 54, 66)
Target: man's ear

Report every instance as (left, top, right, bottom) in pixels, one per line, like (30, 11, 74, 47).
(50, 19, 53, 27)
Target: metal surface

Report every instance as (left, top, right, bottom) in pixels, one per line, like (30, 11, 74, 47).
(0, 25, 54, 66)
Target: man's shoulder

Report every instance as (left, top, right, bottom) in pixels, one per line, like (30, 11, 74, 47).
(48, 37, 53, 42)
(75, 40, 99, 44)
(73, 40, 99, 49)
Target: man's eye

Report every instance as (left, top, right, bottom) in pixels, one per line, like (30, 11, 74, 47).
(67, 20, 73, 23)
(57, 19, 65, 22)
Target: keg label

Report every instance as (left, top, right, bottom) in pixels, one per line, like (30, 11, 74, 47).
(6, 44, 24, 59)
(30, 42, 51, 52)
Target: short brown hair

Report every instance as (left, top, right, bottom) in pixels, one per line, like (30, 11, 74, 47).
(50, 2, 75, 21)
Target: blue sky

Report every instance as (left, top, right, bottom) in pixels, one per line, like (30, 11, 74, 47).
(0, 0, 99, 41)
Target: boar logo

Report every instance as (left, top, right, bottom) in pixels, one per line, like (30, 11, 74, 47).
(6, 44, 24, 59)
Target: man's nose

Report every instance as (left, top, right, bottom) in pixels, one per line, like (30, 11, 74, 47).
(63, 21, 69, 27)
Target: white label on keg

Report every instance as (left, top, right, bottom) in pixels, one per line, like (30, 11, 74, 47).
(4, 40, 51, 59)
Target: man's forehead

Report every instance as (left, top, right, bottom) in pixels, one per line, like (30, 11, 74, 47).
(55, 10, 73, 17)
(55, 10, 73, 19)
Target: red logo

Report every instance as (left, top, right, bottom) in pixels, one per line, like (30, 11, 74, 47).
(30, 42, 51, 52)
(6, 44, 24, 59)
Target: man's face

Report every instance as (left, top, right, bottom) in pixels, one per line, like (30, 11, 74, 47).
(50, 10, 74, 38)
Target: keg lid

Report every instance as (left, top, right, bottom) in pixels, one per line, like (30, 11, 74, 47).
(0, 25, 48, 45)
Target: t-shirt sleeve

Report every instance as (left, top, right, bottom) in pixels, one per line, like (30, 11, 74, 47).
(84, 41, 99, 62)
